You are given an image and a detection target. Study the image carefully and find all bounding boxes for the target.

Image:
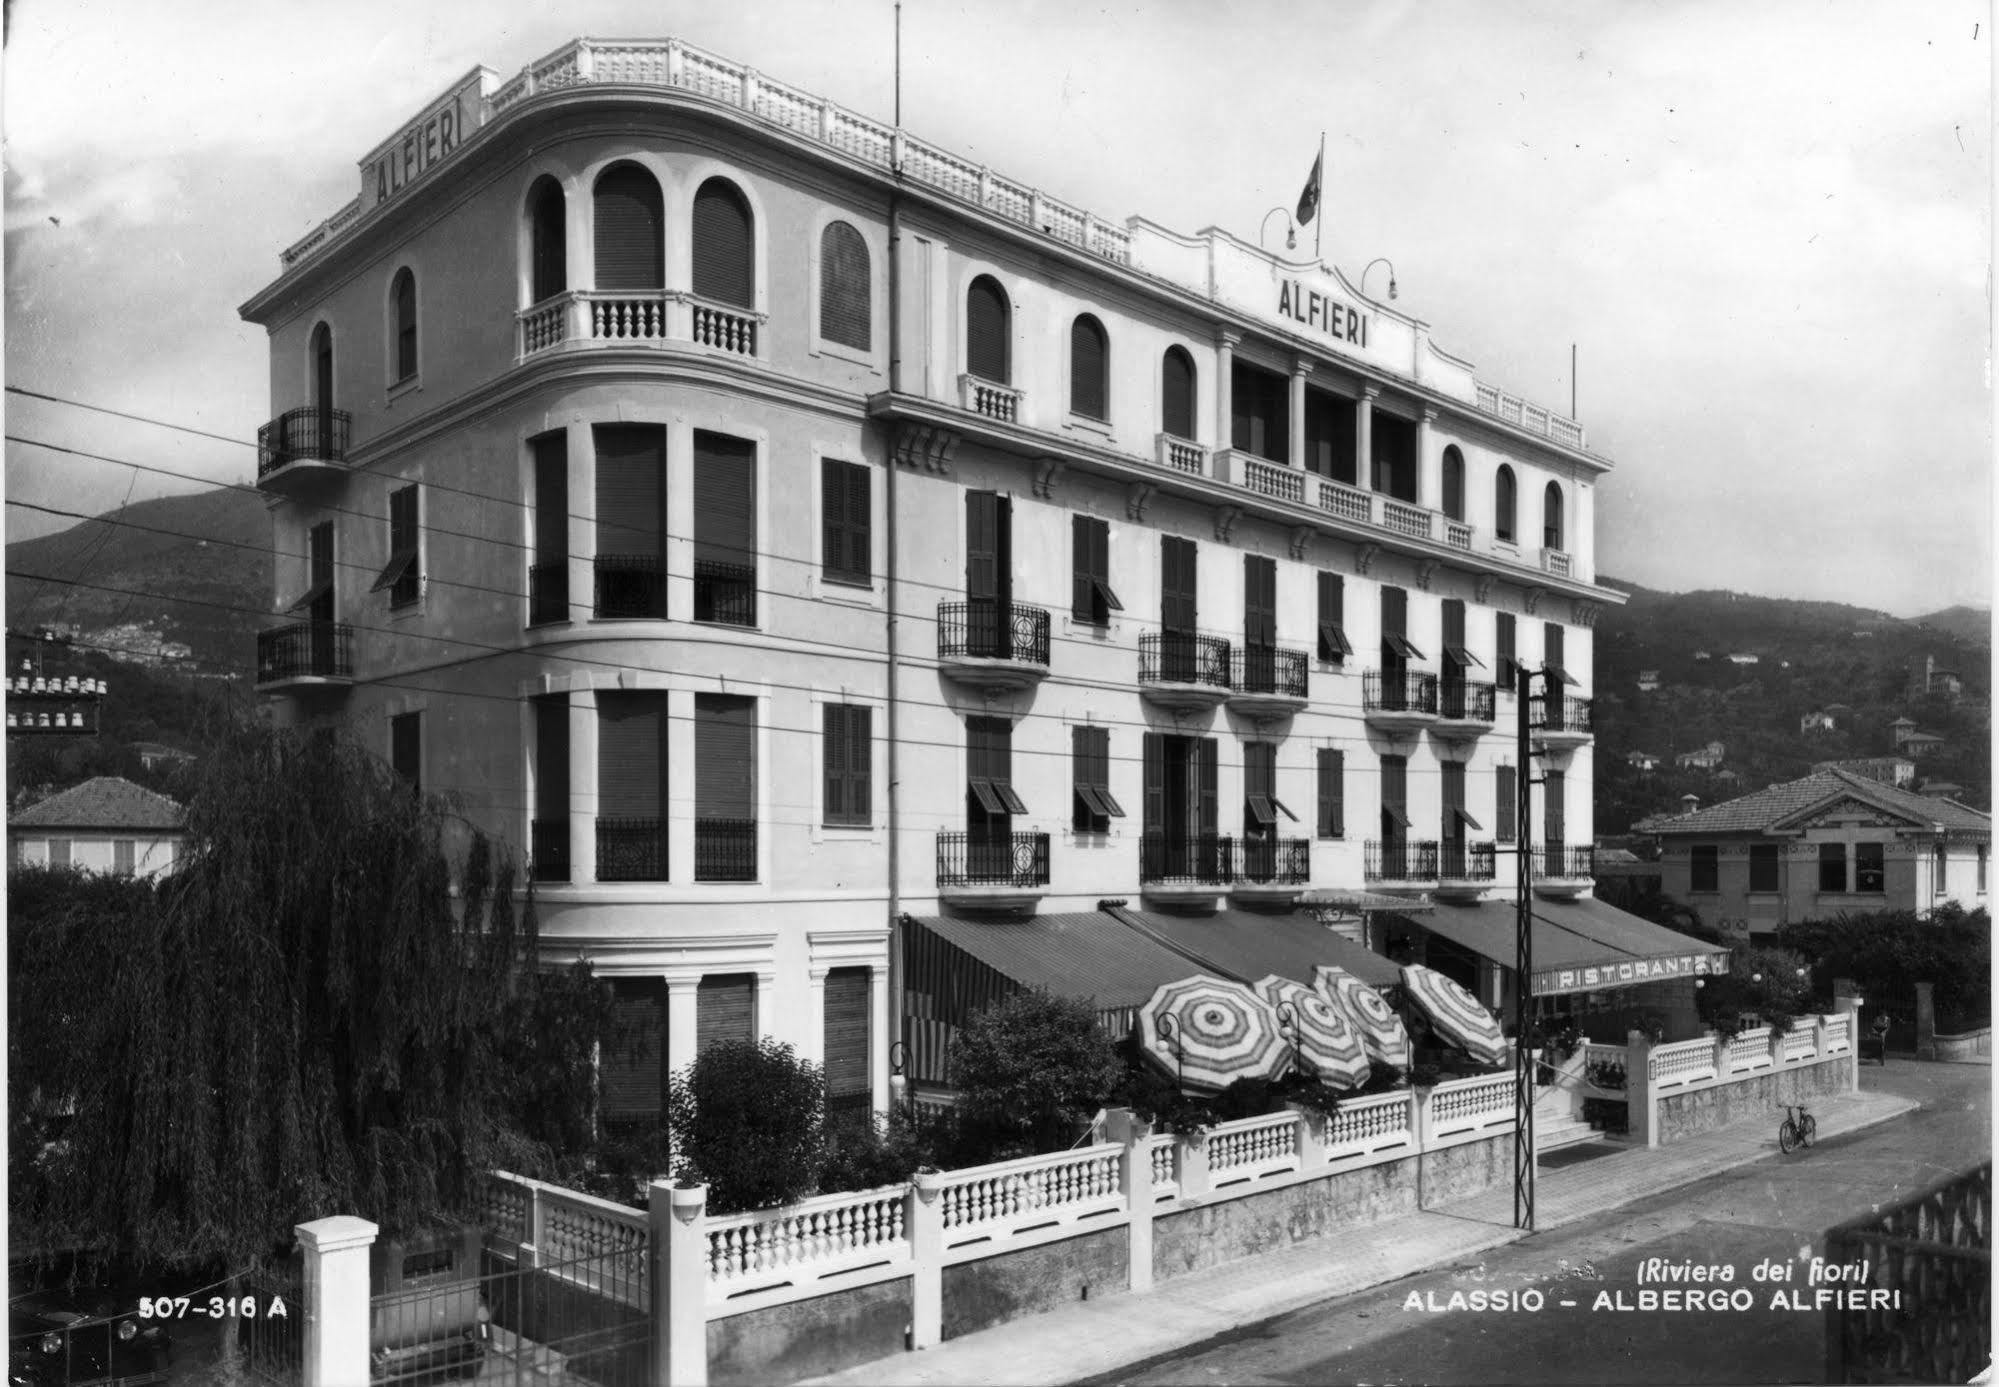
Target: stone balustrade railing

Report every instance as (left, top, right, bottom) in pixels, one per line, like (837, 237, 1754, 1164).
(1473, 380, 1588, 454)
(1649, 1036, 1719, 1090)
(706, 1182, 909, 1301)
(935, 1143, 1124, 1245)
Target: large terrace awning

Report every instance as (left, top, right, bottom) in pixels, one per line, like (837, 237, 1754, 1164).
(1411, 897, 1730, 997)
(1108, 906, 1401, 989)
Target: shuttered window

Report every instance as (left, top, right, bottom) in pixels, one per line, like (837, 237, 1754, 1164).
(1381, 755, 1409, 834)
(1496, 765, 1517, 843)
(391, 711, 421, 794)
(391, 268, 418, 382)
(1544, 622, 1578, 686)
(1070, 315, 1108, 420)
(694, 695, 755, 886)
(1244, 555, 1276, 651)
(819, 221, 871, 349)
(1071, 516, 1120, 625)
(311, 323, 334, 411)
(1381, 586, 1424, 659)
(1544, 768, 1566, 847)
(597, 692, 666, 818)
(1230, 360, 1288, 462)
(698, 974, 756, 1053)
(1072, 725, 1122, 833)
(1749, 844, 1780, 892)
(1243, 741, 1292, 831)
(694, 433, 757, 626)
(823, 967, 871, 1105)
(967, 717, 1025, 827)
(593, 164, 664, 291)
(967, 276, 1010, 384)
(534, 434, 568, 564)
(1317, 572, 1350, 663)
(1442, 760, 1481, 842)
(1443, 599, 1481, 671)
(371, 484, 421, 607)
(1544, 482, 1564, 550)
(1317, 749, 1344, 838)
(821, 459, 871, 587)
(535, 695, 569, 820)
(824, 704, 872, 827)
(691, 178, 754, 308)
(1442, 447, 1465, 521)
(1160, 536, 1197, 634)
(1161, 347, 1195, 439)
(1197, 738, 1219, 838)
(601, 978, 668, 1121)
(113, 840, 135, 876)
(529, 176, 566, 304)
(593, 425, 665, 558)
(291, 522, 336, 619)
(1496, 613, 1518, 690)
(1495, 466, 1517, 543)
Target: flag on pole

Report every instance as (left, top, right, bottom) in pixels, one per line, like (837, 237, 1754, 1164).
(1295, 146, 1323, 226)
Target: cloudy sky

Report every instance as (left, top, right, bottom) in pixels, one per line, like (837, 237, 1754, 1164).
(5, 0, 1991, 616)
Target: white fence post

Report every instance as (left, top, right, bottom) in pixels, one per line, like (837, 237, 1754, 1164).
(296, 1215, 375, 1387)
(526, 1178, 546, 1270)
(1176, 1130, 1210, 1199)
(1288, 1103, 1326, 1168)
(1835, 997, 1862, 1092)
(649, 1180, 709, 1387)
(909, 1173, 943, 1349)
(1106, 1108, 1155, 1293)
(1627, 1030, 1660, 1148)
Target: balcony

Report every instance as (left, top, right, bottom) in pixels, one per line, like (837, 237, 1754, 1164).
(693, 559, 757, 627)
(1533, 844, 1595, 899)
(694, 818, 757, 883)
(1365, 839, 1440, 894)
(1139, 832, 1234, 907)
(255, 621, 353, 691)
(1225, 644, 1310, 719)
(1234, 836, 1311, 906)
(936, 599, 1052, 690)
(1362, 670, 1438, 733)
(1434, 679, 1497, 740)
(528, 562, 568, 626)
(532, 817, 570, 883)
(1156, 432, 1207, 476)
(1529, 693, 1594, 751)
(515, 290, 766, 361)
(597, 817, 667, 882)
(256, 407, 352, 494)
(1437, 840, 1497, 901)
(1138, 631, 1232, 712)
(937, 830, 1049, 913)
(594, 555, 667, 620)
(959, 373, 1023, 424)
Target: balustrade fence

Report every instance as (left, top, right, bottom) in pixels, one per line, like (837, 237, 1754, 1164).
(256, 621, 353, 683)
(1231, 644, 1309, 697)
(935, 830, 1049, 888)
(1139, 631, 1232, 687)
(1239, 836, 1310, 885)
(1139, 831, 1235, 885)
(1365, 839, 1440, 883)
(1364, 669, 1439, 715)
(257, 406, 351, 475)
(1438, 679, 1496, 722)
(936, 599, 1052, 665)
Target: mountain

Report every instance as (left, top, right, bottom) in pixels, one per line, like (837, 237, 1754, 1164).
(1910, 605, 1991, 647)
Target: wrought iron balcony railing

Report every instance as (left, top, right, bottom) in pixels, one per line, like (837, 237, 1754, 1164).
(693, 559, 757, 626)
(936, 830, 1050, 888)
(532, 817, 570, 883)
(694, 817, 757, 882)
(1438, 679, 1497, 722)
(1439, 840, 1498, 881)
(1140, 832, 1236, 885)
(1138, 631, 1232, 688)
(1365, 839, 1441, 882)
(1230, 644, 1310, 698)
(936, 599, 1052, 665)
(257, 407, 351, 476)
(594, 554, 667, 620)
(1239, 836, 1310, 885)
(1363, 669, 1439, 715)
(255, 621, 353, 683)
(528, 562, 569, 625)
(1529, 693, 1594, 734)
(596, 817, 667, 881)
(1535, 844, 1596, 878)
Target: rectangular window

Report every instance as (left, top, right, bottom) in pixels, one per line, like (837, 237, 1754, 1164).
(697, 973, 756, 1054)
(598, 691, 668, 881)
(530, 433, 569, 624)
(1380, 754, 1409, 832)
(1316, 749, 1344, 838)
(1818, 842, 1846, 894)
(1243, 555, 1276, 653)
(1933, 843, 1947, 894)
(1442, 599, 1481, 673)
(534, 694, 571, 882)
(1441, 761, 1481, 845)
(1691, 845, 1720, 893)
(1071, 725, 1122, 833)
(1243, 740, 1293, 833)
(1303, 386, 1357, 484)
(822, 458, 872, 587)
(601, 979, 668, 1121)
(1544, 622, 1578, 686)
(1317, 572, 1351, 663)
(1496, 765, 1517, 843)
(1544, 768, 1566, 847)
(48, 838, 70, 868)
(391, 711, 421, 794)
(694, 694, 757, 882)
(1380, 586, 1423, 659)
(823, 704, 873, 827)
(1071, 515, 1121, 625)
(1979, 845, 1988, 893)
(1856, 842, 1886, 894)
(823, 966, 872, 1112)
(1230, 360, 1289, 462)
(967, 716, 1026, 827)
(593, 424, 667, 618)
(113, 840, 135, 876)
(694, 432, 757, 626)
(1496, 613, 1518, 691)
(1749, 843, 1780, 892)
(371, 483, 421, 608)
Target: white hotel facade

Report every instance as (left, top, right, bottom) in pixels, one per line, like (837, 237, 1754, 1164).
(242, 38, 1635, 1121)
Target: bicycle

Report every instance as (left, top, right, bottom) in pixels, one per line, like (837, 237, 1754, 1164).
(1777, 1102, 1816, 1154)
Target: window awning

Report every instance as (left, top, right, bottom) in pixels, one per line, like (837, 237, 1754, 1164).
(1384, 634, 1426, 660)
(1093, 579, 1124, 613)
(1382, 803, 1410, 829)
(1543, 663, 1581, 688)
(1456, 807, 1484, 832)
(1078, 784, 1124, 819)
(970, 778, 1027, 815)
(286, 579, 332, 613)
(1319, 623, 1353, 659)
(1107, 905, 1401, 989)
(1446, 644, 1484, 669)
(370, 546, 418, 593)
(1411, 898, 1730, 996)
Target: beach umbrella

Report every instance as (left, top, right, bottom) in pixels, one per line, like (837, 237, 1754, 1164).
(1253, 975, 1370, 1090)
(1313, 965, 1412, 1071)
(1138, 975, 1290, 1094)
(1399, 964, 1507, 1067)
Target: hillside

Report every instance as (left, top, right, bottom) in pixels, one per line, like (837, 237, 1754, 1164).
(1911, 605, 1992, 647)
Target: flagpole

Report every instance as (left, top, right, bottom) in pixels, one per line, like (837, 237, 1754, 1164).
(1315, 132, 1325, 261)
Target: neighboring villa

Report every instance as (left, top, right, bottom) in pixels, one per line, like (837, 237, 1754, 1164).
(1799, 709, 1837, 735)
(1636, 669, 1661, 693)
(1925, 655, 1963, 702)
(1625, 751, 1660, 774)
(1675, 741, 1725, 771)
(1726, 653, 1759, 666)
(8, 776, 186, 877)
(1891, 718, 1947, 758)
(1814, 757, 1916, 790)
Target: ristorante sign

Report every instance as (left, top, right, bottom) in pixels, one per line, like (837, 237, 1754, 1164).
(361, 70, 490, 209)
(1534, 951, 1730, 996)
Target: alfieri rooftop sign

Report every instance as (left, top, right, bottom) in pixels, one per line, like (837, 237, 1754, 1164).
(359, 68, 493, 210)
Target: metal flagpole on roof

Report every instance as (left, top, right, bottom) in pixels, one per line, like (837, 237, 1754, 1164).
(1315, 132, 1324, 261)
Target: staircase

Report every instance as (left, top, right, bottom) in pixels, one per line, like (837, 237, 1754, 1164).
(1532, 1079, 1614, 1153)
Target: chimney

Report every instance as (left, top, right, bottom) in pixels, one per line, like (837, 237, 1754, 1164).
(1680, 793, 1701, 814)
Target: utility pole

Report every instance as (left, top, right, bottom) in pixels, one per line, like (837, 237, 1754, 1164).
(1513, 661, 1536, 1231)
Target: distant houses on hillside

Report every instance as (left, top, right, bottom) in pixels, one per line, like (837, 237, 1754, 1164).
(1799, 709, 1837, 735)
(1676, 741, 1726, 771)
(1815, 757, 1916, 789)
(1636, 669, 1661, 693)
(1625, 750, 1660, 774)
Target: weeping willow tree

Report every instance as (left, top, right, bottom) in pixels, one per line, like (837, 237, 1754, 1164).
(9, 727, 607, 1271)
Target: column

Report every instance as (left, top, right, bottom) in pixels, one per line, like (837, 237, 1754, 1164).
(1627, 1029, 1660, 1147)
(667, 976, 701, 1079)
(569, 420, 593, 623)
(804, 965, 830, 1068)
(909, 1175, 944, 1348)
(869, 962, 892, 1113)
(1356, 386, 1379, 491)
(296, 1216, 376, 1387)
(755, 968, 778, 1042)
(1214, 330, 1240, 454)
(650, 1179, 709, 1387)
(1834, 994, 1862, 1093)
(570, 688, 597, 884)
(1415, 406, 1436, 509)
(1105, 1109, 1155, 1293)
(1288, 357, 1313, 471)
(667, 689, 695, 884)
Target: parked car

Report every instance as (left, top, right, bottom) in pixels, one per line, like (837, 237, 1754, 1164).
(8, 1286, 171, 1387)
(371, 1228, 488, 1384)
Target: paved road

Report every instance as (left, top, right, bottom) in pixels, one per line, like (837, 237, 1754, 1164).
(1084, 1062, 1990, 1386)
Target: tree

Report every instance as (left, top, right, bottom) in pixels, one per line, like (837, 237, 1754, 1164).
(7, 727, 608, 1272)
(949, 991, 1122, 1160)
(666, 1038, 826, 1214)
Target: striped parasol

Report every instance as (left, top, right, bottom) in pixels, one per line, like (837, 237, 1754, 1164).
(1139, 975, 1290, 1094)
(1399, 964, 1507, 1066)
(1254, 975, 1370, 1090)
(1313, 965, 1412, 1072)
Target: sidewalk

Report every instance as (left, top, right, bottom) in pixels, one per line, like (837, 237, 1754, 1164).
(799, 1085, 1920, 1387)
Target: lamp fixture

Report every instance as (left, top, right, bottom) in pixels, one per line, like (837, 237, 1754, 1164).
(1361, 257, 1398, 301)
(1260, 206, 1297, 252)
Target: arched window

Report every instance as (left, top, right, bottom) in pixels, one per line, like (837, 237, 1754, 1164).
(310, 322, 334, 411)
(528, 176, 566, 304)
(1494, 465, 1517, 543)
(1543, 481, 1564, 551)
(691, 177, 754, 308)
(966, 275, 1010, 384)
(819, 221, 871, 350)
(1069, 315, 1108, 420)
(593, 163, 664, 291)
(390, 268, 417, 382)
(1441, 446, 1465, 521)
(1161, 346, 1196, 440)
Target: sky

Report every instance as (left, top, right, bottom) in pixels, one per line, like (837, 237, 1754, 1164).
(4, 0, 1992, 617)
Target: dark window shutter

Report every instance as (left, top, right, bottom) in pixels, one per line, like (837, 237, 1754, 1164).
(693, 432, 757, 569)
(1381, 585, 1407, 637)
(967, 276, 1010, 383)
(1196, 738, 1219, 837)
(1162, 347, 1195, 439)
(824, 704, 871, 826)
(1245, 555, 1276, 647)
(1070, 316, 1108, 419)
(1444, 599, 1466, 652)
(593, 164, 664, 291)
(965, 492, 1009, 604)
(1544, 768, 1565, 846)
(824, 704, 848, 824)
(309, 523, 335, 622)
(1071, 516, 1110, 623)
(530, 177, 567, 303)
(1441, 761, 1464, 844)
(694, 694, 755, 820)
(1142, 733, 1163, 836)
(534, 433, 569, 563)
(391, 712, 421, 793)
(312, 325, 334, 411)
(1318, 748, 1344, 838)
(1073, 725, 1093, 832)
(822, 459, 870, 585)
(393, 269, 417, 380)
(692, 179, 755, 307)
(536, 695, 569, 819)
(597, 692, 666, 817)
(1496, 467, 1517, 542)
(1382, 755, 1407, 818)
(1544, 482, 1564, 549)
(1497, 613, 1517, 688)
(1442, 448, 1464, 521)
(1544, 623, 1565, 675)
(1497, 765, 1517, 842)
(819, 221, 871, 349)
(601, 978, 668, 1119)
(1161, 536, 1197, 633)
(593, 425, 665, 558)
(824, 967, 871, 1099)
(697, 974, 756, 1053)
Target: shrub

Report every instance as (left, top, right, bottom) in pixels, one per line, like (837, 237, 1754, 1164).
(1780, 909, 1991, 1034)
(948, 991, 1122, 1161)
(666, 1038, 825, 1215)
(1584, 1059, 1627, 1091)
(817, 1109, 935, 1194)
(1698, 945, 1812, 1037)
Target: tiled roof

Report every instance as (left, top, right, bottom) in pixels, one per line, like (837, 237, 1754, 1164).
(10, 776, 185, 832)
(1649, 767, 1990, 837)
